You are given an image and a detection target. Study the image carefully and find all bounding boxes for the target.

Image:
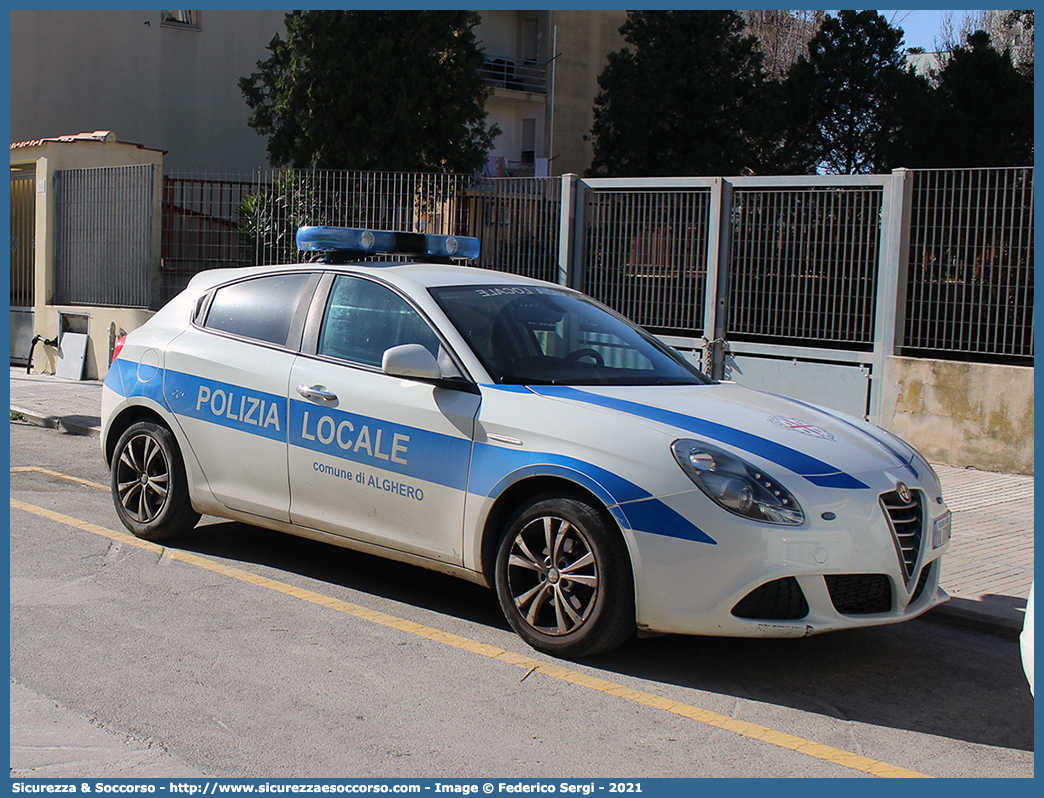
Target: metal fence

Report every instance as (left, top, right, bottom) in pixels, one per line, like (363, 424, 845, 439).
(54, 165, 154, 308)
(161, 170, 467, 303)
(580, 189, 711, 334)
(10, 170, 35, 308)
(160, 169, 562, 300)
(468, 177, 561, 283)
(574, 171, 1032, 365)
(10, 169, 36, 364)
(157, 167, 1031, 365)
(904, 168, 1034, 360)
(729, 185, 883, 349)
(161, 174, 258, 305)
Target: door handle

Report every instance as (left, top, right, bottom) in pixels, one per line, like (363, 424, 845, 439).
(297, 384, 338, 402)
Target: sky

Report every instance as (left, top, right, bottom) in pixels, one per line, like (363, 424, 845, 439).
(876, 9, 981, 51)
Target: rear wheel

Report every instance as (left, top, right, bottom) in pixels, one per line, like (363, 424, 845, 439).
(111, 421, 200, 541)
(495, 495, 635, 658)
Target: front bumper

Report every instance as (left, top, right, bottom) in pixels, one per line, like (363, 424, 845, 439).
(626, 478, 951, 638)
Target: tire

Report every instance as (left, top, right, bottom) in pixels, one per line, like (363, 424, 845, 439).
(110, 421, 200, 541)
(494, 495, 635, 658)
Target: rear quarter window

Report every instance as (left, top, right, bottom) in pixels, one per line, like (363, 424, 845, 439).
(202, 273, 312, 346)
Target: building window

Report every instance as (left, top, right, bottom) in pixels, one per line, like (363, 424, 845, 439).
(522, 17, 540, 61)
(521, 118, 536, 164)
(161, 10, 201, 30)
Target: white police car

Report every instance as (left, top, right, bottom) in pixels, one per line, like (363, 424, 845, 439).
(102, 226, 951, 658)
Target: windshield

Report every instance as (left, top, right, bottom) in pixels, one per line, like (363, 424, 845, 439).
(429, 284, 711, 386)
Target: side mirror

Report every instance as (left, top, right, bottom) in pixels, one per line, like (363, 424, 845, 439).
(382, 344, 442, 381)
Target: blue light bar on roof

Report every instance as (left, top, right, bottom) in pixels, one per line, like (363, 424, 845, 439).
(296, 226, 480, 260)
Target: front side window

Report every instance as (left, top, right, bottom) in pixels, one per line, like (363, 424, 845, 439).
(430, 284, 710, 386)
(203, 272, 312, 346)
(318, 275, 440, 368)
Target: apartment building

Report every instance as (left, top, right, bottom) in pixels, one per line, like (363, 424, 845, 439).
(475, 10, 626, 176)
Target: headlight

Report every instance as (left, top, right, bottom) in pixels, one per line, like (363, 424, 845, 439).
(671, 439, 804, 526)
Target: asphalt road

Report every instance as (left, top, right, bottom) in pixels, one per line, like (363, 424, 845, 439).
(9, 423, 1035, 779)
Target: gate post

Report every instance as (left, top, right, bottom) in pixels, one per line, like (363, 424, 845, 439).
(869, 169, 913, 424)
(703, 178, 733, 379)
(557, 173, 579, 287)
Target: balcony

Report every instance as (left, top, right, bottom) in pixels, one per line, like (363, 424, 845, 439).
(479, 55, 547, 94)
(486, 156, 540, 178)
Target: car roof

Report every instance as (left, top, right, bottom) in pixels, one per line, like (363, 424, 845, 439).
(187, 259, 563, 294)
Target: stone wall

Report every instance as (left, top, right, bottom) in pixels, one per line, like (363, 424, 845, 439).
(880, 356, 1034, 475)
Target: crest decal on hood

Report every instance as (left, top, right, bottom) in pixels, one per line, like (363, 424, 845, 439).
(769, 416, 836, 441)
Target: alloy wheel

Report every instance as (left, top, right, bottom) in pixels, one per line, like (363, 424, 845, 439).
(115, 432, 170, 523)
(505, 515, 600, 636)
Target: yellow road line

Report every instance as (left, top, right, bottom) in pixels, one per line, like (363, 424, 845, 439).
(11, 466, 109, 491)
(10, 493, 929, 779)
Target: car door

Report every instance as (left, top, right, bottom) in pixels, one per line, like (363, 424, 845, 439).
(164, 270, 319, 522)
(287, 273, 481, 563)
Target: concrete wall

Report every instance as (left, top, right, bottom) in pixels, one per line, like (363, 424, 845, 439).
(476, 10, 521, 54)
(10, 9, 286, 171)
(880, 357, 1034, 475)
(547, 10, 627, 176)
(484, 103, 547, 175)
(30, 307, 157, 381)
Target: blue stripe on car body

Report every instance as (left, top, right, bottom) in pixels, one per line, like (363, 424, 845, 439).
(103, 359, 126, 395)
(469, 442, 717, 546)
(164, 370, 288, 443)
(288, 398, 472, 491)
(109, 366, 717, 545)
(109, 357, 167, 404)
(526, 385, 870, 489)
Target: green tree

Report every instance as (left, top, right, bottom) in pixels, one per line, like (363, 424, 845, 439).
(873, 65, 946, 170)
(588, 11, 775, 177)
(239, 10, 499, 172)
(784, 10, 921, 174)
(930, 30, 1034, 167)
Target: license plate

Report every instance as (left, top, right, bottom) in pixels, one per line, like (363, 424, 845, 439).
(933, 511, 952, 548)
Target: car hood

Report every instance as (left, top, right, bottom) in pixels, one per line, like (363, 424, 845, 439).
(526, 382, 914, 488)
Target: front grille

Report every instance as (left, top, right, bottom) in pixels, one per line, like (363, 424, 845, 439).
(732, 577, 809, 620)
(826, 574, 893, 614)
(881, 488, 925, 585)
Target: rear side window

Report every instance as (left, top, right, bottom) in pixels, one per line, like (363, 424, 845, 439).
(203, 273, 312, 346)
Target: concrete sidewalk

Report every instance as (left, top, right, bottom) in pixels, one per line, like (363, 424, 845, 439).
(10, 366, 104, 437)
(9, 366, 1034, 638)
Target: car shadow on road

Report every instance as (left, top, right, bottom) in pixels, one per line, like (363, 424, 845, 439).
(589, 617, 1034, 754)
(176, 518, 508, 629)
(173, 519, 1033, 755)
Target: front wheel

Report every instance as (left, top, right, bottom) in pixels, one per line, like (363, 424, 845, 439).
(495, 495, 635, 658)
(111, 421, 200, 541)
